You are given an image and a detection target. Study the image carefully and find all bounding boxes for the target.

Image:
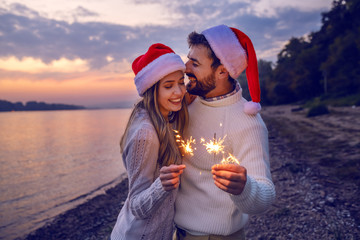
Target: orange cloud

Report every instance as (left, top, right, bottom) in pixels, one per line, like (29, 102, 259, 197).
(0, 56, 89, 73)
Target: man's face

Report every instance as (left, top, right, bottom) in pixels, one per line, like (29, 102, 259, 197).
(185, 45, 216, 97)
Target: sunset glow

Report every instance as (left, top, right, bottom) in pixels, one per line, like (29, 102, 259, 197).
(0, 57, 89, 73)
(0, 68, 137, 106)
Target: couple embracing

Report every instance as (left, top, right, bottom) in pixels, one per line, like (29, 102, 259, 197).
(109, 24, 276, 240)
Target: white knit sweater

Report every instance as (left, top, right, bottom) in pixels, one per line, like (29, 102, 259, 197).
(110, 109, 176, 240)
(175, 90, 275, 236)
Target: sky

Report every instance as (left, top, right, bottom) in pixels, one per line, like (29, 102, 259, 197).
(0, 0, 333, 108)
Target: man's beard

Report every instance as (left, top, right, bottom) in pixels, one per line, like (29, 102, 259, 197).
(186, 72, 216, 97)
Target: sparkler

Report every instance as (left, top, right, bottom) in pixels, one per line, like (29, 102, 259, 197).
(181, 136, 196, 156)
(174, 130, 196, 156)
(174, 128, 240, 165)
(202, 133, 240, 165)
(220, 153, 240, 165)
(202, 133, 227, 161)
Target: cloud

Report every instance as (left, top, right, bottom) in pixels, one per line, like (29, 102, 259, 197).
(0, 4, 191, 71)
(99, 58, 133, 74)
(73, 6, 98, 17)
(233, 8, 325, 61)
(160, 0, 329, 62)
(0, 0, 332, 72)
(244, 0, 332, 18)
(0, 56, 89, 73)
(135, 0, 330, 62)
(0, 7, 136, 68)
(0, 2, 40, 18)
(1, 0, 179, 26)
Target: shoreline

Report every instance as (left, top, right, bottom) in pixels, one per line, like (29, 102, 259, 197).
(23, 178, 129, 240)
(23, 105, 360, 240)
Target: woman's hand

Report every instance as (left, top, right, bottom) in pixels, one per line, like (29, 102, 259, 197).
(159, 164, 186, 191)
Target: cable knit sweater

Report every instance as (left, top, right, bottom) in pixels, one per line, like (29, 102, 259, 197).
(110, 109, 176, 240)
(175, 90, 276, 236)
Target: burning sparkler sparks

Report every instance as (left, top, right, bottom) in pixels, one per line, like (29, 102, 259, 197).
(201, 133, 227, 162)
(202, 133, 240, 165)
(202, 134, 227, 155)
(220, 153, 240, 165)
(181, 136, 196, 156)
(174, 130, 196, 156)
(174, 129, 239, 165)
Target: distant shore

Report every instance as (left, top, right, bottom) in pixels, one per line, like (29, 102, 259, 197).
(23, 105, 360, 240)
(0, 99, 85, 112)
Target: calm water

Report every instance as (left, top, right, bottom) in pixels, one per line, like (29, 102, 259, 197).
(0, 109, 131, 240)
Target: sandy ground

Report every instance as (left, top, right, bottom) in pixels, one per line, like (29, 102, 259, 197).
(24, 105, 360, 240)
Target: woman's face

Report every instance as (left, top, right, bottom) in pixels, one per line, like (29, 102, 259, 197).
(157, 70, 186, 119)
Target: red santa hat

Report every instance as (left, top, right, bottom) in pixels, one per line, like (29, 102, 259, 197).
(132, 43, 185, 96)
(202, 24, 261, 115)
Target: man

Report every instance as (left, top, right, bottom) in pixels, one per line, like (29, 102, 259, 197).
(174, 24, 276, 240)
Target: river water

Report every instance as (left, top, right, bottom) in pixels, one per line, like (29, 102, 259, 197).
(0, 109, 131, 239)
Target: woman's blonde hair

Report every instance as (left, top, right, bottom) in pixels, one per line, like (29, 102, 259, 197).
(120, 81, 188, 167)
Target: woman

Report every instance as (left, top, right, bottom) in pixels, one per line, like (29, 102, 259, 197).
(110, 43, 188, 240)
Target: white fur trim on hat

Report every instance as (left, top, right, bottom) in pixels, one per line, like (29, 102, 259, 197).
(134, 53, 185, 96)
(244, 101, 261, 115)
(202, 24, 247, 79)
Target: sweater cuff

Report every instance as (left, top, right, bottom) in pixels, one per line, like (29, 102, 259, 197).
(153, 176, 171, 198)
(230, 175, 254, 201)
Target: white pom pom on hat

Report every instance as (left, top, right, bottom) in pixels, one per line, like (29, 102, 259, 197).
(132, 43, 185, 97)
(202, 24, 261, 115)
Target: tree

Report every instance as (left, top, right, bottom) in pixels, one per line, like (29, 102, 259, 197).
(320, 0, 360, 96)
(270, 37, 310, 104)
(237, 60, 273, 105)
(266, 0, 360, 104)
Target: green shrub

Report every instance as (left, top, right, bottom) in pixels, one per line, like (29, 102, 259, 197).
(306, 104, 329, 117)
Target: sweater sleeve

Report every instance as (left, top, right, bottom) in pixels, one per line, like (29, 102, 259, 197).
(124, 125, 170, 219)
(229, 117, 276, 214)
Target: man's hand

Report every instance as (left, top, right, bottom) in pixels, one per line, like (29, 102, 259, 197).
(211, 164, 247, 195)
(159, 164, 186, 191)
